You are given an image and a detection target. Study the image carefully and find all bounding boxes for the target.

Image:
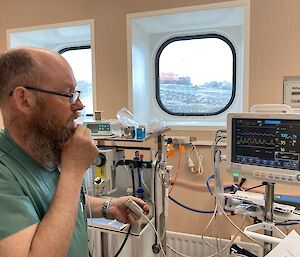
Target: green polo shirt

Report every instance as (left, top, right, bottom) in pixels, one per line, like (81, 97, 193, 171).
(0, 129, 89, 257)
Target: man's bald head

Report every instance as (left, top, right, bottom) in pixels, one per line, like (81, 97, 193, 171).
(0, 47, 79, 166)
(0, 46, 69, 108)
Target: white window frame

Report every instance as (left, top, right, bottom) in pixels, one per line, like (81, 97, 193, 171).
(6, 20, 97, 118)
(127, 0, 250, 131)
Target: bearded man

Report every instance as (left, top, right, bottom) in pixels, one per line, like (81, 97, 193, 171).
(0, 47, 148, 257)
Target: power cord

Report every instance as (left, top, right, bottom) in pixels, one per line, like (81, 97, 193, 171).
(113, 225, 132, 257)
(112, 165, 137, 257)
(126, 197, 253, 257)
(144, 215, 167, 257)
(245, 183, 265, 192)
(168, 195, 215, 214)
(188, 145, 204, 175)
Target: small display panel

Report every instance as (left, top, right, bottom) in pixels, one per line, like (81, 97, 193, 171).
(231, 118, 300, 171)
(87, 123, 99, 133)
(86, 123, 111, 133)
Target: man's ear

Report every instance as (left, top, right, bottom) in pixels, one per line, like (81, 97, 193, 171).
(11, 86, 36, 115)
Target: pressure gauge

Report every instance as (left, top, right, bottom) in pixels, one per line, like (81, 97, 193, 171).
(93, 153, 106, 167)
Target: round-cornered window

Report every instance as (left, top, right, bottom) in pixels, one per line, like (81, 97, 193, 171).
(155, 34, 236, 116)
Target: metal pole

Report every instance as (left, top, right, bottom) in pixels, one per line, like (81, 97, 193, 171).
(264, 182, 275, 255)
(157, 134, 167, 252)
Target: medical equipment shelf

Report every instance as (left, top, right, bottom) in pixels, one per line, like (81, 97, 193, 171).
(87, 216, 155, 238)
(92, 127, 171, 143)
(89, 128, 170, 257)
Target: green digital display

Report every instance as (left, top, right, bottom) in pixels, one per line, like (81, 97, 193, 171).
(87, 123, 111, 133)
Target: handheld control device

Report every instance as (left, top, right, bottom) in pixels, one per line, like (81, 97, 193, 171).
(125, 199, 144, 218)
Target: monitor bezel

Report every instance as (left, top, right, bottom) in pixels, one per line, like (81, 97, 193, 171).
(226, 112, 300, 185)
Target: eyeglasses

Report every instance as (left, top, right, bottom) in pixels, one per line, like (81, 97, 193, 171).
(9, 86, 81, 104)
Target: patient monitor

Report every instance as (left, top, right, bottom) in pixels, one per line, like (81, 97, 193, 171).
(227, 112, 300, 185)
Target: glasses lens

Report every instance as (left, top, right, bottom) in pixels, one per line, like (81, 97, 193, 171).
(71, 91, 80, 103)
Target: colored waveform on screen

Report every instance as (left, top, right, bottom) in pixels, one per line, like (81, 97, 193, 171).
(237, 136, 275, 146)
(238, 132, 276, 137)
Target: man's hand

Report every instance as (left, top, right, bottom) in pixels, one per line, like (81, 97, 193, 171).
(108, 196, 149, 224)
(61, 125, 99, 174)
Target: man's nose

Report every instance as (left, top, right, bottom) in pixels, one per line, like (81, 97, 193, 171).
(72, 98, 84, 111)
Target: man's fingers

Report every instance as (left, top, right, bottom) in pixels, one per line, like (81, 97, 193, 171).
(75, 125, 90, 135)
(144, 205, 150, 215)
(75, 124, 84, 132)
(127, 210, 140, 224)
(75, 125, 95, 143)
(130, 196, 149, 214)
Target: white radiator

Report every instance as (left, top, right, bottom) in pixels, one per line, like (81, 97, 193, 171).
(88, 226, 264, 257)
(166, 231, 264, 257)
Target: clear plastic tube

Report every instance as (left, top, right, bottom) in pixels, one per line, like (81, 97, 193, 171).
(213, 149, 224, 215)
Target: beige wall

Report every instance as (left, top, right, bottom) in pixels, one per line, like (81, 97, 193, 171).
(250, 0, 300, 106)
(1, 0, 300, 238)
(0, 0, 229, 120)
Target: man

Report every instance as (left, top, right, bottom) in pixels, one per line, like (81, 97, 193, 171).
(0, 47, 148, 257)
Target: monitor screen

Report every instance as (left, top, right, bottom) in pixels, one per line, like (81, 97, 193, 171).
(227, 113, 300, 184)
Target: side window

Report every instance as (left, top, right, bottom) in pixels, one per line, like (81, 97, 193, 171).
(156, 34, 236, 116)
(128, 3, 248, 127)
(60, 46, 93, 116)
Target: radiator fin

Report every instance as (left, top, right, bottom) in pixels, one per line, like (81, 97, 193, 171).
(166, 231, 264, 257)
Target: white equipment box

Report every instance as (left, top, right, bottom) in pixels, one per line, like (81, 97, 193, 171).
(225, 191, 296, 213)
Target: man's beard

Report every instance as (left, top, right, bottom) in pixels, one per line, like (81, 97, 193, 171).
(24, 98, 78, 169)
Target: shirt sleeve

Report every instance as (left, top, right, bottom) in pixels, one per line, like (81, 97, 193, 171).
(0, 163, 40, 240)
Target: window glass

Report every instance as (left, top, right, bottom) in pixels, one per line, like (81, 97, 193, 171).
(156, 35, 236, 116)
(60, 46, 93, 115)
